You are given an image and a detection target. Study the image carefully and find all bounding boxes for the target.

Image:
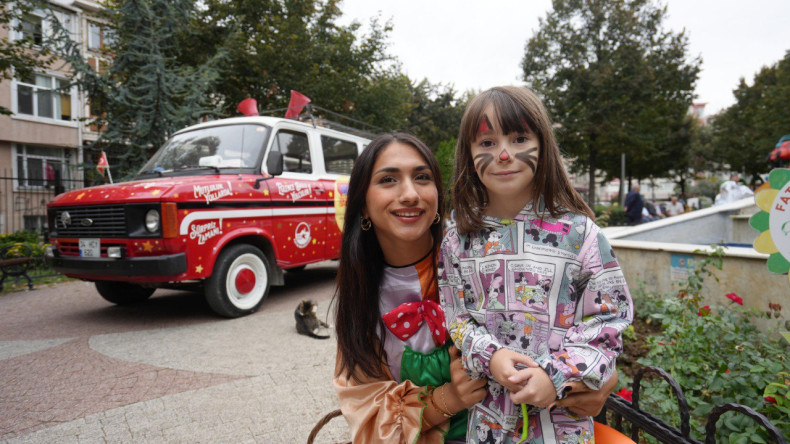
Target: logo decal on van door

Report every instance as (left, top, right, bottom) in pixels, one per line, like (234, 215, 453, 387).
(294, 222, 312, 248)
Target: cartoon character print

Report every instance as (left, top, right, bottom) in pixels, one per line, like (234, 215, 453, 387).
(529, 216, 572, 247)
(510, 272, 549, 313)
(557, 299, 577, 328)
(490, 313, 521, 346)
(485, 380, 506, 418)
(481, 270, 506, 310)
(555, 423, 593, 444)
(594, 291, 618, 316)
(484, 230, 505, 256)
(470, 236, 485, 257)
(614, 288, 630, 319)
(472, 418, 503, 444)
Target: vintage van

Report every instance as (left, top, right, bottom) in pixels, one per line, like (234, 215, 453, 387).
(46, 116, 369, 317)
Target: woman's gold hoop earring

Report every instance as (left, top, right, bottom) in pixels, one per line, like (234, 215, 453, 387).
(360, 216, 372, 231)
(433, 213, 441, 225)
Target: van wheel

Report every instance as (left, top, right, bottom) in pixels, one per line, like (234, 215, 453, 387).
(205, 244, 270, 318)
(95, 281, 155, 305)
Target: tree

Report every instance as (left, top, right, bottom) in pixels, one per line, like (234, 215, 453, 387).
(403, 80, 468, 151)
(53, 0, 225, 177)
(522, 0, 700, 205)
(0, 0, 55, 115)
(179, 0, 412, 130)
(711, 50, 790, 182)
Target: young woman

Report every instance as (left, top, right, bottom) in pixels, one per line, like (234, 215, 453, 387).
(439, 86, 633, 443)
(333, 133, 485, 443)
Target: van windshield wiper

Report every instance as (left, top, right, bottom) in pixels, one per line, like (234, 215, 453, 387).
(179, 165, 221, 174)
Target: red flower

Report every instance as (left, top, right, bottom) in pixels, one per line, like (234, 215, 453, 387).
(725, 293, 743, 305)
(765, 396, 777, 404)
(698, 305, 711, 316)
(725, 369, 730, 374)
(616, 388, 633, 403)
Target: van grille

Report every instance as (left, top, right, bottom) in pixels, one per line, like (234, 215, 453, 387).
(51, 206, 127, 237)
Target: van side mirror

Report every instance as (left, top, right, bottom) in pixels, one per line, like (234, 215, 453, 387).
(267, 151, 284, 176)
(254, 151, 284, 189)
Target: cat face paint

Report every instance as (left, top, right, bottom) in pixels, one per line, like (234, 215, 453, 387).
(470, 106, 541, 208)
(515, 147, 538, 173)
(477, 116, 493, 138)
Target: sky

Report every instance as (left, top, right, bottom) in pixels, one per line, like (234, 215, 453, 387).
(338, 0, 790, 117)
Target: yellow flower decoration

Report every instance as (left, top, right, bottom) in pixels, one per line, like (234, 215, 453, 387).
(751, 168, 790, 284)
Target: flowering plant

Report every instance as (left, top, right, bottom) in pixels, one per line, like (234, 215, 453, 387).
(624, 248, 790, 441)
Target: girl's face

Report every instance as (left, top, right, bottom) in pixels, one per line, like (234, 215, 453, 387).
(470, 105, 540, 211)
(364, 142, 438, 265)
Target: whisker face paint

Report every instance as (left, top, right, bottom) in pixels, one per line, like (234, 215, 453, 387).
(474, 153, 494, 176)
(515, 147, 538, 173)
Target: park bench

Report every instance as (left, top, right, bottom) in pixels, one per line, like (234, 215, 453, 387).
(0, 244, 34, 292)
(307, 366, 787, 443)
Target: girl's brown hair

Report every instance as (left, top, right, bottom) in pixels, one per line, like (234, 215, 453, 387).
(452, 85, 593, 234)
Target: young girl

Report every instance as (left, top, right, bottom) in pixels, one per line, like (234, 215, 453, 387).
(439, 86, 633, 443)
(333, 133, 487, 444)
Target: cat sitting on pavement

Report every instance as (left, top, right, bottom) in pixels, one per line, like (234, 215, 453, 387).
(295, 300, 331, 339)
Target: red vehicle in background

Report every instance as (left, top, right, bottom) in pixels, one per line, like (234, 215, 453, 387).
(46, 116, 368, 317)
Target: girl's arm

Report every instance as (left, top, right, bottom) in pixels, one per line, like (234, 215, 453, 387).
(333, 349, 449, 444)
(535, 221, 634, 399)
(439, 228, 535, 386)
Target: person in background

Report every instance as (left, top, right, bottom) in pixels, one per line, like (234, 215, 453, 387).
(665, 196, 685, 217)
(624, 184, 644, 225)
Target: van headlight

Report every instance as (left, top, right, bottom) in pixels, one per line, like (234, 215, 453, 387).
(145, 209, 160, 233)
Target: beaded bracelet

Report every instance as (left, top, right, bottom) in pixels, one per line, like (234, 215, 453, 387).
(438, 385, 456, 417)
(430, 385, 454, 418)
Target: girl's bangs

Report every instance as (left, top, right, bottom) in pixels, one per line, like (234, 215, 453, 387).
(490, 91, 536, 136)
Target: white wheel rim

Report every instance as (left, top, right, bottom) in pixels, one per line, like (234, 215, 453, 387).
(225, 253, 267, 310)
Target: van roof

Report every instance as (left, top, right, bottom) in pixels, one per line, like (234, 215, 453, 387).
(176, 116, 374, 143)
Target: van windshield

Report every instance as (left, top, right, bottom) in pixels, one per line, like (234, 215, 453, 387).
(138, 124, 271, 175)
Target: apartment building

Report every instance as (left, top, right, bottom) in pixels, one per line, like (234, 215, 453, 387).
(0, 0, 106, 233)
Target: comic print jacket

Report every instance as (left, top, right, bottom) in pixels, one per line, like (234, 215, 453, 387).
(438, 203, 633, 443)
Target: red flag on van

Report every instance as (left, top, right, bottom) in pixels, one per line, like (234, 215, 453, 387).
(285, 90, 311, 118)
(97, 151, 109, 177)
(237, 98, 259, 116)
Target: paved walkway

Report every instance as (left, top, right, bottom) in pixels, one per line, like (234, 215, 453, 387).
(0, 263, 348, 443)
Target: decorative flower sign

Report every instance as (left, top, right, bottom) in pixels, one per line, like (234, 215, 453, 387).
(751, 168, 790, 283)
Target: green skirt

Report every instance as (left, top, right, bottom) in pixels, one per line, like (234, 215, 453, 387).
(400, 341, 467, 441)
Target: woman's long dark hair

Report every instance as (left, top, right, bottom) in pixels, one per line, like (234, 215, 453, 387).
(334, 132, 444, 381)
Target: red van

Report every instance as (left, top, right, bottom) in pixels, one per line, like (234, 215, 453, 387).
(46, 116, 368, 317)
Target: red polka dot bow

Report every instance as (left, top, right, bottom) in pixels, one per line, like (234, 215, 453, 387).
(382, 300, 448, 346)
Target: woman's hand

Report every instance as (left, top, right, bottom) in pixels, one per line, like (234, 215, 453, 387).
(507, 367, 556, 407)
(551, 368, 619, 416)
(442, 345, 488, 413)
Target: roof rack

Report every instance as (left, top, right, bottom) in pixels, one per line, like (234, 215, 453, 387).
(258, 104, 382, 140)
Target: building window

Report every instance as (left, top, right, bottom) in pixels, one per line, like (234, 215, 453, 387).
(16, 74, 73, 121)
(15, 145, 75, 190)
(321, 136, 358, 175)
(87, 21, 112, 50)
(20, 13, 43, 45)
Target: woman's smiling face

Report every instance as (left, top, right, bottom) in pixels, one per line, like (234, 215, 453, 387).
(364, 141, 438, 265)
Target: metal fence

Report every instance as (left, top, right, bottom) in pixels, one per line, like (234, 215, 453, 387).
(0, 171, 87, 235)
(596, 366, 786, 443)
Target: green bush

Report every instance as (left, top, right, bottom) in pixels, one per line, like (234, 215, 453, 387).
(628, 249, 790, 442)
(0, 230, 49, 267)
(594, 204, 627, 227)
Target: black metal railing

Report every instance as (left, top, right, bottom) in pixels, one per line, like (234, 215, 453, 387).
(597, 366, 787, 443)
(0, 171, 86, 234)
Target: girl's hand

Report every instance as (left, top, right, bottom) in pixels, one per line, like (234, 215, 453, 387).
(443, 345, 488, 412)
(508, 367, 556, 407)
(489, 348, 538, 393)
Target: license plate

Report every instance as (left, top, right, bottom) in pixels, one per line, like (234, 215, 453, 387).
(79, 238, 101, 258)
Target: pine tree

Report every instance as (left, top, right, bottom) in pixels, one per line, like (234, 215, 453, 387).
(53, 0, 225, 178)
